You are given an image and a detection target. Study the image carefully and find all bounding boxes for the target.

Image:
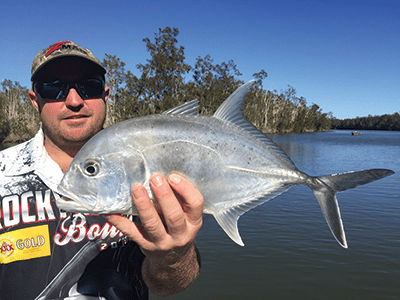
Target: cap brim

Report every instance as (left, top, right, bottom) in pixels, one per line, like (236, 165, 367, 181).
(31, 55, 106, 82)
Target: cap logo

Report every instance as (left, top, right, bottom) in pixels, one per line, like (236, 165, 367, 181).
(45, 41, 72, 57)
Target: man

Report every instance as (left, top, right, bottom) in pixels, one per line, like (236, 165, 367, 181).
(0, 41, 203, 299)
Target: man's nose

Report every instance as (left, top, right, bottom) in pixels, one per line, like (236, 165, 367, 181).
(64, 88, 84, 108)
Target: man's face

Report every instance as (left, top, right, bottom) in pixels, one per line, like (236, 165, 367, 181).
(29, 58, 109, 150)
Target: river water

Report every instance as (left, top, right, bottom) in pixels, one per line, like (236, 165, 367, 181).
(153, 130, 400, 300)
(2, 130, 399, 299)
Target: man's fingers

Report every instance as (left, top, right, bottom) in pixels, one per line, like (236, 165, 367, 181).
(103, 214, 148, 246)
(150, 173, 187, 237)
(167, 173, 204, 226)
(106, 174, 203, 254)
(131, 183, 167, 243)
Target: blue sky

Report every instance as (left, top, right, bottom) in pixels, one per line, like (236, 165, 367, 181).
(1, 0, 398, 119)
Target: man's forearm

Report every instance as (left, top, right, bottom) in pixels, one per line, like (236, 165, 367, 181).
(142, 243, 201, 296)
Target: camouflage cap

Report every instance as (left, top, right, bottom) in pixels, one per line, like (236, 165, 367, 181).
(31, 41, 106, 81)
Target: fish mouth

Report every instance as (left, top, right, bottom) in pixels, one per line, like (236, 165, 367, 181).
(56, 184, 76, 201)
(55, 185, 91, 212)
(56, 195, 89, 212)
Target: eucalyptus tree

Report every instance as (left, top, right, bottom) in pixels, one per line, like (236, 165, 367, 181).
(101, 54, 136, 125)
(136, 27, 191, 114)
(0, 79, 39, 142)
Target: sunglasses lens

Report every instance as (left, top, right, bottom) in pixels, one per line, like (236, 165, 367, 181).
(36, 81, 66, 100)
(35, 78, 104, 101)
(76, 78, 104, 99)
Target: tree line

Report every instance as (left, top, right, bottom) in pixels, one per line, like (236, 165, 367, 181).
(331, 113, 400, 131)
(1, 27, 333, 144)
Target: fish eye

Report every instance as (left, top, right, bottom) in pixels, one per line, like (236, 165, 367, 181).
(83, 161, 100, 176)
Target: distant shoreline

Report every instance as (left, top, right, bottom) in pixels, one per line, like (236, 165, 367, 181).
(2, 128, 397, 151)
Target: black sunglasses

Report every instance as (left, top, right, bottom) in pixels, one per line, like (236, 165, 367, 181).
(34, 77, 105, 101)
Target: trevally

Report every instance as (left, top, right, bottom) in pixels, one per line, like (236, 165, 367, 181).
(56, 81, 394, 248)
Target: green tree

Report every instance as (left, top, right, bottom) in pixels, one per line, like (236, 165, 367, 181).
(243, 70, 268, 129)
(102, 54, 137, 125)
(186, 55, 244, 115)
(136, 27, 191, 114)
(0, 79, 39, 142)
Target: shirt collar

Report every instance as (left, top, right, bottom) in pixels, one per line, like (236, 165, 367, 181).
(5, 128, 64, 191)
(5, 128, 46, 176)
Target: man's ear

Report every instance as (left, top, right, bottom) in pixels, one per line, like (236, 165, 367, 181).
(28, 90, 41, 113)
(104, 86, 110, 103)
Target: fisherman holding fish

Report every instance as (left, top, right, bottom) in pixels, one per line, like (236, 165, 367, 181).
(0, 41, 204, 299)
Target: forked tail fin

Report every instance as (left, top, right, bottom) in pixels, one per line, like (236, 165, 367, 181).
(311, 169, 394, 248)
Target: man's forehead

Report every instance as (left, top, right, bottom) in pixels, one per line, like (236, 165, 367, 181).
(35, 57, 104, 82)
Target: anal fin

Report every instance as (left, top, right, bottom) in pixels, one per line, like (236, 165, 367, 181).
(214, 209, 245, 246)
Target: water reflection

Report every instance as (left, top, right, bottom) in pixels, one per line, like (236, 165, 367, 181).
(269, 133, 319, 172)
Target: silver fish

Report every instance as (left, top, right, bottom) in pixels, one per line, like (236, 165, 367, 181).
(56, 81, 394, 248)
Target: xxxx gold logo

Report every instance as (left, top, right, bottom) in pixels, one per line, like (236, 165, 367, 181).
(0, 225, 51, 264)
(0, 239, 15, 257)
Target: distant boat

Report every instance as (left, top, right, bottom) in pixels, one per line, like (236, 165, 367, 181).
(352, 131, 362, 136)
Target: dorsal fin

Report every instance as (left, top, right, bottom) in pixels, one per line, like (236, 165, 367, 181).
(162, 99, 199, 115)
(213, 80, 296, 167)
(213, 80, 255, 122)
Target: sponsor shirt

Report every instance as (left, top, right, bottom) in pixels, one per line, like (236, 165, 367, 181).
(0, 129, 147, 299)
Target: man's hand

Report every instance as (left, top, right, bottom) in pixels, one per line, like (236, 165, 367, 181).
(104, 172, 204, 296)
